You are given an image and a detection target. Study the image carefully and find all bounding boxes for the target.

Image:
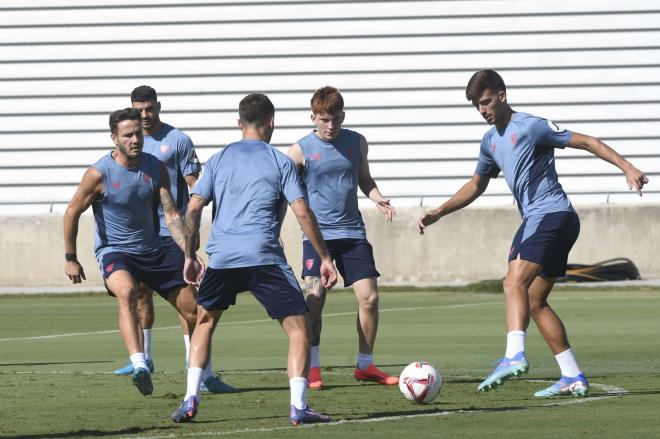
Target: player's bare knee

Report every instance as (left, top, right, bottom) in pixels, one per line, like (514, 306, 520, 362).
(530, 297, 549, 317)
(181, 306, 197, 326)
(503, 275, 526, 296)
(359, 291, 379, 313)
(304, 276, 325, 298)
(114, 287, 137, 308)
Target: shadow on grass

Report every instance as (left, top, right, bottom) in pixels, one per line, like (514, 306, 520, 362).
(0, 360, 114, 367)
(220, 363, 409, 373)
(3, 425, 179, 439)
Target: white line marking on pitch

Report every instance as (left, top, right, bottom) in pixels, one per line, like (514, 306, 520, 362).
(121, 382, 629, 439)
(0, 300, 504, 342)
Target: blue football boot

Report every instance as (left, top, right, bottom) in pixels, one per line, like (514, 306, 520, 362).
(172, 396, 199, 423)
(131, 366, 153, 396)
(478, 351, 529, 392)
(534, 374, 589, 397)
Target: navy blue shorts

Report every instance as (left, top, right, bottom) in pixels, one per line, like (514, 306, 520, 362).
(99, 243, 186, 299)
(161, 235, 184, 258)
(197, 264, 307, 319)
(302, 238, 380, 287)
(508, 211, 580, 278)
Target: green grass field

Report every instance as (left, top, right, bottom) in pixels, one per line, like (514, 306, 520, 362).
(1, 288, 659, 438)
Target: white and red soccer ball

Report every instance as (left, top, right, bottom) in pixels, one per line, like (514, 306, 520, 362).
(399, 361, 442, 404)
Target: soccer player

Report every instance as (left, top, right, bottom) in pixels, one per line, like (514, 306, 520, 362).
(63, 107, 200, 396)
(287, 86, 398, 389)
(417, 69, 649, 396)
(112, 86, 233, 394)
(171, 93, 336, 425)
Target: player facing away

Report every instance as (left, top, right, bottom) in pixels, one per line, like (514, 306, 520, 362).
(63, 108, 201, 396)
(171, 93, 337, 425)
(111, 86, 234, 394)
(287, 86, 398, 389)
(418, 69, 649, 396)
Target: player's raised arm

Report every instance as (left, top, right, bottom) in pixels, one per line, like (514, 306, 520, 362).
(357, 134, 395, 222)
(417, 173, 491, 235)
(158, 162, 186, 250)
(289, 198, 337, 289)
(567, 132, 649, 195)
(63, 167, 104, 283)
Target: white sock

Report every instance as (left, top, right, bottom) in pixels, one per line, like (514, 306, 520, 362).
(555, 348, 583, 377)
(357, 352, 373, 370)
(185, 367, 204, 400)
(290, 377, 308, 410)
(505, 331, 526, 359)
(310, 345, 321, 369)
(183, 335, 190, 364)
(202, 358, 214, 380)
(143, 329, 152, 360)
(130, 352, 148, 371)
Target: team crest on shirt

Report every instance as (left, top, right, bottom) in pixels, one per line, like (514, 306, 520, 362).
(111, 181, 121, 189)
(105, 263, 114, 273)
(491, 142, 497, 152)
(160, 144, 170, 155)
(547, 120, 565, 132)
(511, 133, 518, 145)
(309, 153, 321, 161)
(143, 173, 152, 183)
(305, 259, 315, 270)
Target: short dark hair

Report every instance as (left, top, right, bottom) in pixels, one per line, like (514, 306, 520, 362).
(465, 69, 506, 103)
(109, 107, 141, 134)
(238, 93, 275, 125)
(311, 86, 344, 115)
(131, 85, 158, 102)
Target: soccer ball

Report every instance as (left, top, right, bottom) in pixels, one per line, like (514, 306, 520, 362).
(399, 361, 442, 404)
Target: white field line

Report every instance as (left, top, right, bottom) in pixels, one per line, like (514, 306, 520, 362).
(0, 300, 504, 343)
(121, 382, 629, 439)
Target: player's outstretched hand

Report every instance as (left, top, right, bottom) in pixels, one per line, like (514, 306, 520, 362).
(320, 258, 337, 290)
(417, 210, 440, 235)
(65, 260, 86, 284)
(183, 255, 206, 286)
(375, 198, 396, 222)
(625, 166, 649, 196)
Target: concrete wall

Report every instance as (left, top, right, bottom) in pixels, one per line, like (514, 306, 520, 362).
(1, 204, 658, 288)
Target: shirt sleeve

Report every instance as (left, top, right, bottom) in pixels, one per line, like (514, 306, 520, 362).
(533, 118, 573, 149)
(190, 157, 214, 205)
(475, 137, 501, 178)
(177, 134, 202, 177)
(280, 156, 305, 204)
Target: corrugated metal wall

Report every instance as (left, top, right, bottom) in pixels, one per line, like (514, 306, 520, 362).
(1, 0, 658, 214)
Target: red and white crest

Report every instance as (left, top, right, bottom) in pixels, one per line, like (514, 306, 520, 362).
(111, 181, 121, 189)
(105, 263, 115, 273)
(305, 259, 315, 270)
(511, 133, 518, 145)
(160, 144, 170, 155)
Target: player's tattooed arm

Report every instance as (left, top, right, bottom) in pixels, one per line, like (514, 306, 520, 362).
(184, 195, 205, 259)
(159, 163, 186, 251)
